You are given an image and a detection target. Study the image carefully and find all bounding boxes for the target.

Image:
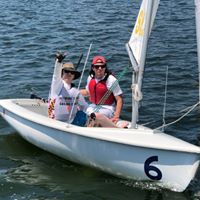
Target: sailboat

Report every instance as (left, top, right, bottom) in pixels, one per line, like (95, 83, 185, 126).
(0, 0, 200, 192)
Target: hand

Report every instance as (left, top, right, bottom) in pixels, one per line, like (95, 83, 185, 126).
(110, 115, 119, 124)
(87, 113, 96, 127)
(56, 52, 66, 63)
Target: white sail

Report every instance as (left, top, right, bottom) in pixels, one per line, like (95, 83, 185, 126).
(126, 0, 160, 128)
(195, 0, 200, 101)
(127, 0, 159, 69)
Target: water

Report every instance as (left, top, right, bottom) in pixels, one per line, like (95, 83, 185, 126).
(0, 0, 200, 199)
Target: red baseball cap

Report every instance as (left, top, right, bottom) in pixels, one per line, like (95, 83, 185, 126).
(92, 56, 106, 66)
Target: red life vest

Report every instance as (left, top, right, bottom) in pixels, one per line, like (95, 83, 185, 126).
(88, 78, 115, 105)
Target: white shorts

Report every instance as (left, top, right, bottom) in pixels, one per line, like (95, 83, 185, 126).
(86, 104, 114, 118)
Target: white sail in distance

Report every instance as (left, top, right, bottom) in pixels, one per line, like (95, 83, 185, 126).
(127, 0, 160, 69)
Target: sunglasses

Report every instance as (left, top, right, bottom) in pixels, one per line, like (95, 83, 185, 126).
(63, 70, 75, 75)
(93, 65, 106, 69)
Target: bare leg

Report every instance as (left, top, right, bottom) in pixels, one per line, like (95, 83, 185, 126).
(87, 112, 117, 127)
(87, 113, 128, 128)
(95, 113, 117, 127)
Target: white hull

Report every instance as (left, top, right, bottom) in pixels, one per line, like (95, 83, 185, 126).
(0, 99, 200, 192)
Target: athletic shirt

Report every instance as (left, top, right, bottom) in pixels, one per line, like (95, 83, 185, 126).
(48, 61, 88, 122)
(51, 84, 80, 122)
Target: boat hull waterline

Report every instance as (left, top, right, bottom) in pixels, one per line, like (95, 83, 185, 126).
(0, 99, 200, 192)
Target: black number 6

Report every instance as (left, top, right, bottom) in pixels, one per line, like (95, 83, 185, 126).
(144, 156, 162, 180)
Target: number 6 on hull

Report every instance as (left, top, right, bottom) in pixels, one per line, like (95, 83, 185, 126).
(144, 156, 162, 180)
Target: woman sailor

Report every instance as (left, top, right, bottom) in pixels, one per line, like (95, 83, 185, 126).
(48, 53, 88, 123)
(81, 55, 123, 124)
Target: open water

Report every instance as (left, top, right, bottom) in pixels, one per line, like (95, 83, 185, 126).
(0, 0, 200, 199)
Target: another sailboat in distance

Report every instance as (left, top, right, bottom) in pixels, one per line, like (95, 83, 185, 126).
(0, 0, 200, 192)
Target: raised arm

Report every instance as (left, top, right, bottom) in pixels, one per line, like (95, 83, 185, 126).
(49, 54, 65, 98)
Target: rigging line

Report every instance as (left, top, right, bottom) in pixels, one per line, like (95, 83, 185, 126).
(77, 43, 93, 91)
(68, 43, 93, 123)
(181, 102, 199, 113)
(160, 0, 172, 131)
(161, 65, 169, 132)
(155, 101, 200, 130)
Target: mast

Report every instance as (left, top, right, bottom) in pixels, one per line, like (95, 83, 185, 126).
(195, 0, 200, 102)
(126, 0, 159, 128)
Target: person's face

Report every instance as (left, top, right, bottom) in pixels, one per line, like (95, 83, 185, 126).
(92, 64, 106, 79)
(62, 69, 75, 84)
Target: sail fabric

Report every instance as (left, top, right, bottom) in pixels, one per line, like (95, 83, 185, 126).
(127, 0, 160, 128)
(128, 0, 159, 67)
(195, 0, 200, 68)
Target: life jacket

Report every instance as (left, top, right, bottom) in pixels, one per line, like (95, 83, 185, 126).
(48, 85, 79, 122)
(88, 77, 115, 105)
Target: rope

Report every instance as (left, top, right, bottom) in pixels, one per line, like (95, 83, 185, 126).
(162, 65, 169, 131)
(77, 43, 93, 91)
(155, 101, 200, 131)
(132, 83, 142, 102)
(159, 0, 172, 131)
